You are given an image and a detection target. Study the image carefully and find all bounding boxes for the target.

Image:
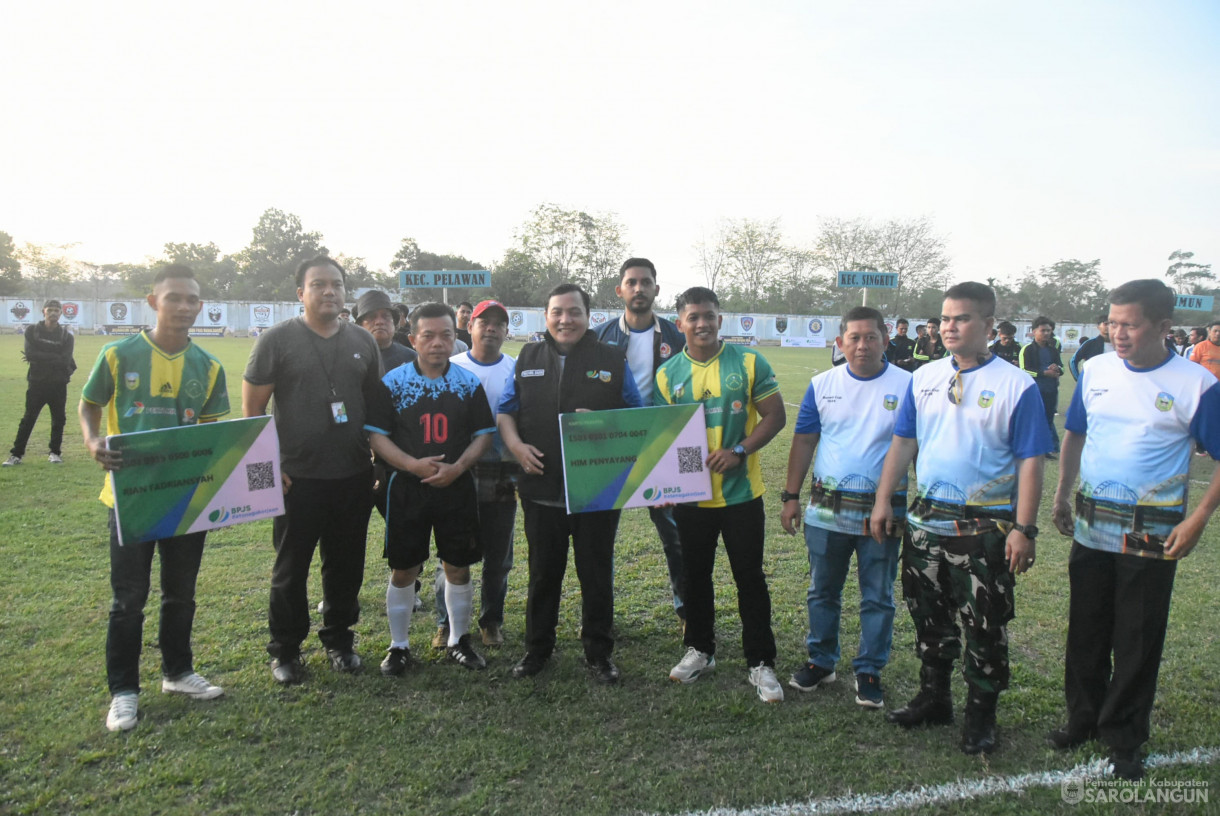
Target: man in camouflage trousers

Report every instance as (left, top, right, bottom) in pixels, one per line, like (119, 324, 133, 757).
(871, 282, 1052, 754)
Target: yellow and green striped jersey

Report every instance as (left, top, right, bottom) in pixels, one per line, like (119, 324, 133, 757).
(654, 342, 779, 507)
(82, 331, 229, 506)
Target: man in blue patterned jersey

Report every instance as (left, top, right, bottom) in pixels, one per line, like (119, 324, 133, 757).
(79, 264, 230, 732)
(1049, 279, 1220, 780)
(656, 287, 788, 703)
(781, 306, 911, 709)
(363, 302, 496, 676)
(871, 281, 1052, 755)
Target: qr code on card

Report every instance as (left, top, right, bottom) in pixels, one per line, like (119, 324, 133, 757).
(677, 446, 704, 474)
(246, 461, 275, 491)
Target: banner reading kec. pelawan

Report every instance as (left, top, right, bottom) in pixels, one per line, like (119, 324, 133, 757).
(109, 416, 284, 545)
(559, 404, 712, 514)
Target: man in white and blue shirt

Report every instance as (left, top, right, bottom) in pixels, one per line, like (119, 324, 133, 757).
(871, 282, 1053, 756)
(781, 307, 911, 710)
(1049, 279, 1220, 780)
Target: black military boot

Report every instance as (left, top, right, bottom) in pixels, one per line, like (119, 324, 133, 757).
(960, 687, 999, 754)
(886, 662, 954, 728)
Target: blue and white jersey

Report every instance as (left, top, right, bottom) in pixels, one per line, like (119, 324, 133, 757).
(1066, 351, 1220, 558)
(451, 351, 517, 462)
(895, 355, 1053, 534)
(796, 362, 911, 534)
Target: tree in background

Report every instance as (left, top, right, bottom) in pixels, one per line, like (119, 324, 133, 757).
(0, 231, 22, 296)
(510, 203, 628, 308)
(998, 259, 1109, 323)
(719, 217, 788, 312)
(162, 242, 240, 298)
(16, 243, 75, 302)
(1166, 250, 1215, 295)
(389, 236, 484, 304)
(233, 209, 328, 301)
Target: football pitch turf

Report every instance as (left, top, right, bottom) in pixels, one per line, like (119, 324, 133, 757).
(1, 335, 1217, 815)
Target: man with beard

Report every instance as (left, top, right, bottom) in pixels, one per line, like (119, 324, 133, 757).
(595, 258, 688, 626)
(5, 298, 76, 466)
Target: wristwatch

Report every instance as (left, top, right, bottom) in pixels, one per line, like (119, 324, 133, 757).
(1012, 523, 1039, 539)
(780, 490, 801, 503)
(731, 444, 747, 458)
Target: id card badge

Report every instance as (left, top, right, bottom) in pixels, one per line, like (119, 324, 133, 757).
(330, 400, 349, 425)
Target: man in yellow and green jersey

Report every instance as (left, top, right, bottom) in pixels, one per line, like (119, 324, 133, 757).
(654, 286, 787, 702)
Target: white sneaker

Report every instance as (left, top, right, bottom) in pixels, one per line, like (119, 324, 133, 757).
(2, 455, 20, 467)
(106, 692, 139, 731)
(749, 664, 785, 703)
(669, 647, 716, 684)
(162, 672, 224, 700)
(48, 453, 63, 464)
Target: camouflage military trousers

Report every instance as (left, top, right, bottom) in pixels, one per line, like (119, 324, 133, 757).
(901, 525, 1015, 694)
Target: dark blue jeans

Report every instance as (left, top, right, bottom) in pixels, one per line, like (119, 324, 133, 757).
(106, 510, 206, 694)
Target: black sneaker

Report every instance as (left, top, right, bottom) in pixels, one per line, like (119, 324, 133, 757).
(588, 657, 620, 685)
(789, 662, 837, 692)
(1109, 748, 1145, 780)
(511, 652, 548, 678)
(380, 647, 411, 677)
(271, 655, 305, 685)
(1046, 726, 1096, 751)
(447, 634, 486, 670)
(326, 648, 364, 674)
(855, 673, 884, 708)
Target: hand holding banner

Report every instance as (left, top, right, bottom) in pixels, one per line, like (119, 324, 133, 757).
(559, 404, 713, 514)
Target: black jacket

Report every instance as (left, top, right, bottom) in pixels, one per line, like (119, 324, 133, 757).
(509, 331, 636, 502)
(23, 322, 76, 383)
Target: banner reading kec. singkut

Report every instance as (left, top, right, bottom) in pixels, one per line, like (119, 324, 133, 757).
(109, 416, 284, 545)
(559, 404, 713, 514)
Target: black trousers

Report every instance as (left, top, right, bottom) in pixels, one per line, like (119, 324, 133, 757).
(10, 379, 67, 457)
(268, 469, 373, 658)
(674, 497, 777, 667)
(1065, 541, 1177, 751)
(521, 500, 620, 661)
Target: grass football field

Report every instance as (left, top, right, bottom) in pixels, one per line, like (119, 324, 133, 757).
(1, 334, 1218, 815)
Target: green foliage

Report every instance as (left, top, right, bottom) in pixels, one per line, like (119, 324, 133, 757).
(506, 203, 629, 308)
(232, 209, 328, 301)
(15, 242, 76, 301)
(388, 236, 484, 304)
(996, 259, 1110, 322)
(1167, 249, 1215, 298)
(0, 230, 21, 296)
(162, 242, 240, 299)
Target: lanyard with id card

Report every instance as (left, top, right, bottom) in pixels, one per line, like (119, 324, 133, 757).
(308, 323, 350, 426)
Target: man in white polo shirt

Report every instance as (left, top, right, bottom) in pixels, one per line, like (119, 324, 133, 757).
(1049, 279, 1220, 780)
(871, 281, 1052, 755)
(781, 306, 910, 709)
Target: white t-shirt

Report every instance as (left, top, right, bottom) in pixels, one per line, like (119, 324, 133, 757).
(451, 351, 517, 461)
(795, 361, 911, 534)
(626, 326, 654, 402)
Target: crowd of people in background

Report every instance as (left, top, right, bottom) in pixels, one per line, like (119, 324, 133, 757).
(9, 259, 1219, 785)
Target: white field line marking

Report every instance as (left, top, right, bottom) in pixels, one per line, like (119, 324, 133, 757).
(662, 747, 1220, 816)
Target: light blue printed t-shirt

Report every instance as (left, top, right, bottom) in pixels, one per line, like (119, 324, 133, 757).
(796, 361, 911, 534)
(1065, 351, 1220, 559)
(894, 354, 1053, 534)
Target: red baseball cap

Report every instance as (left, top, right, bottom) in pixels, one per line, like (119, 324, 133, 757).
(471, 300, 509, 321)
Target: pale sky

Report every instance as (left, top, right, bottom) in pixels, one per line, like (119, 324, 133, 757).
(4, 1, 1218, 294)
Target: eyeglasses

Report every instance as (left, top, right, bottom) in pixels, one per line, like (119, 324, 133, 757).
(947, 369, 964, 405)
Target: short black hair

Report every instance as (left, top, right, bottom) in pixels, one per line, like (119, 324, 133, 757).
(896, 318, 909, 327)
(546, 283, 591, 314)
(1209, 320, 1220, 331)
(153, 264, 196, 285)
(1032, 315, 1055, 330)
(1108, 279, 1175, 324)
(675, 286, 720, 313)
(295, 256, 346, 288)
(926, 317, 940, 327)
(619, 258, 657, 280)
(997, 321, 1016, 335)
(1097, 312, 1110, 324)
(840, 306, 886, 336)
(409, 302, 456, 333)
(943, 281, 996, 317)
(458, 301, 474, 310)
(394, 303, 411, 320)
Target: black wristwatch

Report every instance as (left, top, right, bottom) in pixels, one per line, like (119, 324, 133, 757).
(780, 490, 801, 503)
(1013, 523, 1039, 539)
(731, 444, 747, 458)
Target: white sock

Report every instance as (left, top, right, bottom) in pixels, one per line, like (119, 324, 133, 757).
(386, 580, 416, 650)
(444, 580, 474, 646)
